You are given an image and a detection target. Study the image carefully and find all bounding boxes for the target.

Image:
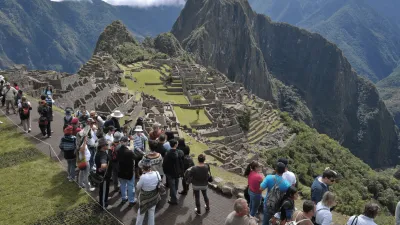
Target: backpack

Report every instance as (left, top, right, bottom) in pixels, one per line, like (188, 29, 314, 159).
(59, 136, 76, 151)
(183, 155, 195, 170)
(266, 176, 285, 215)
(350, 216, 359, 225)
(22, 103, 30, 116)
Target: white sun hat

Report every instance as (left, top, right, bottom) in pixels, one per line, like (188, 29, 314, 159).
(110, 110, 124, 118)
(134, 125, 143, 132)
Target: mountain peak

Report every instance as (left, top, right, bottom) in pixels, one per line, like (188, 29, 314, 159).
(94, 20, 138, 56)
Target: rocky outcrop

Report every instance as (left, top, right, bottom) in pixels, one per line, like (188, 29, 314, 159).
(172, 0, 400, 168)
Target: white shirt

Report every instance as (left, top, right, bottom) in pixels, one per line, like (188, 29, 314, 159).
(87, 128, 97, 147)
(283, 171, 296, 185)
(136, 171, 160, 191)
(315, 202, 332, 225)
(347, 215, 377, 225)
(79, 145, 91, 162)
(105, 133, 114, 147)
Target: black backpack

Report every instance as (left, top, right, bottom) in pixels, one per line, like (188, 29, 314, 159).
(183, 155, 195, 170)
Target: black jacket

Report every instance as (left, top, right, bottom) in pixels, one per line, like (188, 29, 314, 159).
(155, 142, 167, 157)
(162, 148, 184, 178)
(104, 118, 121, 132)
(117, 145, 135, 180)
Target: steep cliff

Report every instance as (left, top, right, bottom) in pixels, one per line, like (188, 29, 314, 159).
(377, 65, 400, 127)
(172, 0, 399, 168)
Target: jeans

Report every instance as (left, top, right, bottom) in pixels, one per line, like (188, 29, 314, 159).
(248, 189, 262, 217)
(79, 164, 91, 191)
(67, 158, 76, 179)
(99, 179, 110, 208)
(111, 162, 119, 190)
(194, 189, 209, 212)
(21, 118, 31, 132)
(135, 205, 156, 225)
(88, 146, 96, 170)
(263, 200, 273, 225)
(119, 176, 136, 203)
(167, 175, 180, 203)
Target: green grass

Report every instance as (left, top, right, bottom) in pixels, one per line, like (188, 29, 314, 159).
(0, 117, 89, 225)
(120, 66, 188, 104)
(208, 136, 225, 141)
(174, 106, 211, 128)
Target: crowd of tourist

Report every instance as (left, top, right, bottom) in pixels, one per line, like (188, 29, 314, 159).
(1, 80, 400, 225)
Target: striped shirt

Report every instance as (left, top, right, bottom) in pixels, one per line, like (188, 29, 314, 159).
(133, 133, 148, 150)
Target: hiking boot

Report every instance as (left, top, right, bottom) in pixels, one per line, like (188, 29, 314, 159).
(121, 199, 128, 204)
(168, 200, 178, 205)
(195, 208, 201, 215)
(205, 205, 210, 212)
(128, 202, 137, 207)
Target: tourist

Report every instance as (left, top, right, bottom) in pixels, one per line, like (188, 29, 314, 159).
(347, 203, 379, 225)
(291, 200, 315, 225)
(149, 122, 162, 141)
(260, 162, 291, 225)
(158, 133, 171, 151)
(138, 140, 164, 178)
(135, 117, 144, 131)
(70, 117, 82, 135)
(117, 136, 137, 206)
(13, 82, 19, 91)
(15, 90, 23, 107)
(154, 136, 167, 157)
(132, 125, 148, 177)
(105, 125, 116, 147)
(135, 159, 162, 225)
(311, 169, 337, 204)
(0, 80, 4, 107)
(244, 161, 264, 217)
(396, 201, 400, 225)
(43, 86, 52, 97)
(180, 138, 194, 195)
(37, 100, 52, 138)
(76, 105, 89, 128)
(86, 118, 98, 170)
(63, 107, 74, 130)
(2, 82, 17, 114)
(59, 125, 77, 182)
(77, 135, 95, 192)
(90, 110, 105, 135)
(95, 138, 112, 209)
(278, 158, 296, 187)
(165, 129, 175, 141)
(315, 192, 336, 225)
(110, 131, 123, 191)
(224, 198, 258, 225)
(274, 186, 299, 225)
(186, 154, 210, 215)
(18, 96, 32, 133)
(104, 110, 124, 132)
(162, 138, 184, 205)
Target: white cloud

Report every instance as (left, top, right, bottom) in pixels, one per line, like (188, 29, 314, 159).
(50, 0, 186, 7)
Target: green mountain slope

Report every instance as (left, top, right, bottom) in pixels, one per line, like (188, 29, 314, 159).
(377, 65, 400, 127)
(0, 0, 181, 73)
(172, 0, 399, 168)
(248, 0, 400, 82)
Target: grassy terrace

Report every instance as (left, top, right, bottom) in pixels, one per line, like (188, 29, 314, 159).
(120, 64, 188, 104)
(174, 106, 211, 128)
(0, 116, 90, 225)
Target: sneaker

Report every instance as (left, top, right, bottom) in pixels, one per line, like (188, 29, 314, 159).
(42, 135, 47, 138)
(121, 199, 128, 204)
(104, 205, 114, 210)
(47, 135, 51, 138)
(178, 191, 188, 195)
(195, 208, 201, 215)
(28, 129, 31, 133)
(128, 202, 137, 207)
(89, 187, 95, 192)
(167, 200, 178, 205)
(205, 205, 210, 212)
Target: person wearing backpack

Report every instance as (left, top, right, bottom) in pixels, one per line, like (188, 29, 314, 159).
(315, 192, 336, 225)
(110, 131, 123, 192)
(18, 96, 32, 133)
(272, 186, 298, 225)
(291, 200, 315, 225)
(63, 108, 74, 130)
(59, 126, 77, 182)
(346, 203, 379, 225)
(178, 138, 194, 195)
(37, 100, 52, 138)
(260, 162, 291, 225)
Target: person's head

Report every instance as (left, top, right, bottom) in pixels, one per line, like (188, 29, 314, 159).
(169, 138, 178, 149)
(233, 198, 249, 217)
(71, 117, 79, 127)
(97, 138, 108, 151)
(65, 108, 72, 116)
(113, 132, 123, 143)
(165, 130, 174, 141)
(152, 123, 160, 132)
(284, 186, 299, 200)
(159, 134, 166, 143)
(178, 138, 186, 148)
(276, 162, 286, 175)
(90, 110, 97, 118)
(18, 90, 23, 95)
(80, 105, 85, 111)
(107, 126, 116, 134)
(363, 203, 380, 219)
(141, 159, 152, 172)
(46, 86, 52, 91)
(134, 125, 143, 134)
(278, 158, 289, 172)
(321, 191, 336, 208)
(40, 95, 46, 100)
(198, 154, 206, 163)
(14, 82, 17, 87)
(64, 125, 73, 136)
(6, 82, 10, 88)
(322, 169, 337, 186)
(302, 200, 315, 218)
(244, 161, 262, 176)
(149, 140, 158, 152)
(21, 96, 27, 103)
(120, 136, 129, 146)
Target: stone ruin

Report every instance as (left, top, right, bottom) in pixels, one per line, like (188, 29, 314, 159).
(77, 53, 123, 83)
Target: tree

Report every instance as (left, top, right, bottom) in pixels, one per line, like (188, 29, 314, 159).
(196, 109, 200, 120)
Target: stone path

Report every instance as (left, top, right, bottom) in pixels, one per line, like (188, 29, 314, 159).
(0, 101, 237, 225)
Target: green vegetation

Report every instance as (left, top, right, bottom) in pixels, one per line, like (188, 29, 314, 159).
(260, 112, 397, 224)
(113, 42, 148, 64)
(174, 106, 211, 128)
(0, 117, 89, 225)
(377, 65, 400, 127)
(120, 66, 188, 104)
(237, 109, 251, 132)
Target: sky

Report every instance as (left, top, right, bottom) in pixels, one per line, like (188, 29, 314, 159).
(51, 0, 186, 7)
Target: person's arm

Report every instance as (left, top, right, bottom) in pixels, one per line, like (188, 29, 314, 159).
(311, 185, 321, 204)
(141, 133, 148, 141)
(136, 177, 144, 191)
(260, 175, 269, 191)
(396, 201, 400, 225)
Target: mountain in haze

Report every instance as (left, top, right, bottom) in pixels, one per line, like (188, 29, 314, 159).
(0, 0, 181, 73)
(172, 0, 400, 168)
(248, 0, 400, 82)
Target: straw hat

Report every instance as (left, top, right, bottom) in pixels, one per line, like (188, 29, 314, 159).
(110, 110, 124, 118)
(134, 125, 143, 132)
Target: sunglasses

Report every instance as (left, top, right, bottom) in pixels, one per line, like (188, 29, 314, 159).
(330, 179, 336, 183)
